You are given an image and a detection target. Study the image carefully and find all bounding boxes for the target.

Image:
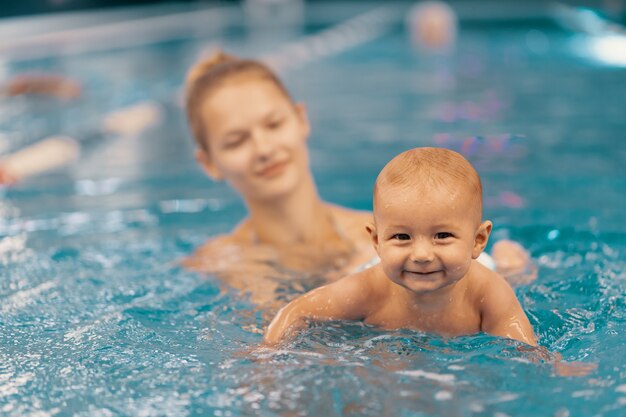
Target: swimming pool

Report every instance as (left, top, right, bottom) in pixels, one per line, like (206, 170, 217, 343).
(1, 2, 625, 416)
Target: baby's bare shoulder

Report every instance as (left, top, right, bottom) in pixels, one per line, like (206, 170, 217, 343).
(467, 261, 520, 311)
(322, 265, 389, 317)
(470, 261, 510, 290)
(338, 265, 389, 300)
(468, 261, 536, 345)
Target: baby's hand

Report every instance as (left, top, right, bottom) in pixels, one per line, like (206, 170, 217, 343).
(520, 346, 597, 377)
(547, 351, 597, 377)
(553, 358, 598, 377)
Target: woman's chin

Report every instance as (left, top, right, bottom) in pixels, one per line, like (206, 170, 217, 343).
(250, 176, 303, 201)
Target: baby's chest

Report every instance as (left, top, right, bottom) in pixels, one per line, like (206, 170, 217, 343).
(365, 305, 482, 337)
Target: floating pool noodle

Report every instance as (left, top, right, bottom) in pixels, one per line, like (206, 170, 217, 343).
(101, 101, 163, 137)
(0, 135, 80, 181)
(1, 74, 82, 100)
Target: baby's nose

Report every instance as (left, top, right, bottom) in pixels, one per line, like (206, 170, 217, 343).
(411, 240, 434, 263)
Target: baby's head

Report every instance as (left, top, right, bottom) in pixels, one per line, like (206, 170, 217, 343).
(369, 147, 491, 293)
(373, 147, 483, 227)
(185, 50, 294, 153)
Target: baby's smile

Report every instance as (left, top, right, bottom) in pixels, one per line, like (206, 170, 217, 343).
(404, 269, 441, 277)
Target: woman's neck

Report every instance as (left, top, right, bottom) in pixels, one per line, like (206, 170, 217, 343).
(245, 177, 334, 247)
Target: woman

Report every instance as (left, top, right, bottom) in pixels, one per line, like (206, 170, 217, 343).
(182, 51, 533, 306)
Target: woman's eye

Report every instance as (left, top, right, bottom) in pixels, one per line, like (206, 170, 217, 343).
(435, 232, 453, 239)
(267, 119, 284, 129)
(223, 135, 247, 149)
(392, 233, 411, 241)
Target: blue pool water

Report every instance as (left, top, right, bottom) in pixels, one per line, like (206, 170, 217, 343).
(1, 3, 625, 416)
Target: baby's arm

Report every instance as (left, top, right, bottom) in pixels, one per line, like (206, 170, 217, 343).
(480, 275, 537, 346)
(263, 273, 371, 346)
(480, 278, 598, 375)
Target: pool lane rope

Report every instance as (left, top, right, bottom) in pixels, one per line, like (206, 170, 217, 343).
(0, 5, 401, 186)
(0, 101, 163, 185)
(262, 5, 401, 72)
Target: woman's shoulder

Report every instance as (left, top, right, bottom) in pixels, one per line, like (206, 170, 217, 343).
(329, 204, 372, 219)
(181, 234, 237, 271)
(198, 233, 239, 252)
(327, 204, 372, 233)
(182, 220, 255, 271)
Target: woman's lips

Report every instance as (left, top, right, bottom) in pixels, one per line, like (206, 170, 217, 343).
(257, 160, 288, 178)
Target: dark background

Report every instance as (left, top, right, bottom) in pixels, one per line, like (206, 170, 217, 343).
(0, 0, 619, 20)
(0, 0, 227, 18)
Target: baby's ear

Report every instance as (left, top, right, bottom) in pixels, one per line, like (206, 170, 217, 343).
(365, 222, 380, 251)
(195, 148, 223, 181)
(472, 220, 492, 259)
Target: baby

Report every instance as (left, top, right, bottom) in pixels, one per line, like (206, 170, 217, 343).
(264, 147, 536, 346)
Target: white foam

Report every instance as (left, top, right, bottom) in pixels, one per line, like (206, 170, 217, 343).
(434, 390, 453, 401)
(64, 311, 123, 342)
(0, 373, 34, 399)
(396, 369, 455, 384)
(0, 234, 27, 255)
(0, 280, 57, 313)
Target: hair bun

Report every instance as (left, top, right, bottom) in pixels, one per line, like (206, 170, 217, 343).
(186, 49, 238, 86)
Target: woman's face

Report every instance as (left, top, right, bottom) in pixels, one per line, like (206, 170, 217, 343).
(197, 77, 311, 201)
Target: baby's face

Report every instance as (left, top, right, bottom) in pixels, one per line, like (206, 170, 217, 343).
(371, 183, 486, 295)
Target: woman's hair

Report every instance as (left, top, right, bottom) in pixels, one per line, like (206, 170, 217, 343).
(185, 50, 292, 152)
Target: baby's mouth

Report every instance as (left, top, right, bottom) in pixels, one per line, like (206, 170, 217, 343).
(405, 270, 440, 277)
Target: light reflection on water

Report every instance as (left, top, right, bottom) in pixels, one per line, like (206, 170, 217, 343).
(0, 216, 625, 416)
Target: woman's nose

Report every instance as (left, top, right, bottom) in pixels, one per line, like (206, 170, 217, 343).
(252, 128, 276, 159)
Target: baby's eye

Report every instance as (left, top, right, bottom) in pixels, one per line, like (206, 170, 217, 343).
(392, 233, 411, 241)
(435, 232, 453, 240)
